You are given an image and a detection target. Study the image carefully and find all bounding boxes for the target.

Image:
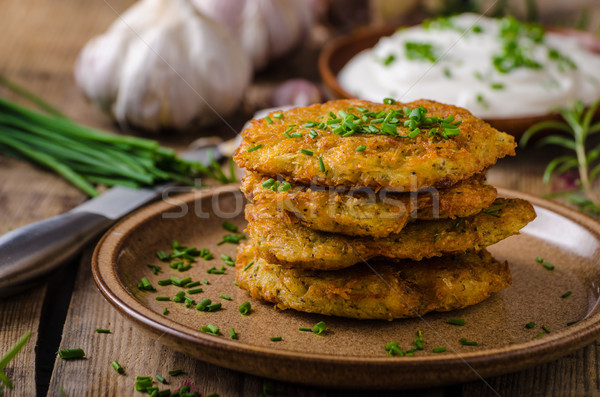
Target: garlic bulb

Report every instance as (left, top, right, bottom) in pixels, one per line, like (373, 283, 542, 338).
(75, 0, 251, 132)
(191, 0, 313, 70)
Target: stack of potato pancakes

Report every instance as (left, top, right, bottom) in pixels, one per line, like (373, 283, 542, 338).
(233, 99, 536, 320)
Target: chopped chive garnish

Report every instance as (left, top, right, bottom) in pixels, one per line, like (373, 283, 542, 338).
(309, 129, 318, 139)
(270, 336, 282, 342)
(111, 360, 125, 375)
(220, 294, 232, 301)
(313, 321, 327, 335)
(383, 98, 396, 104)
(525, 322, 536, 329)
(355, 145, 366, 152)
(542, 325, 551, 333)
(273, 112, 283, 119)
(199, 325, 219, 336)
(238, 301, 251, 315)
(162, 307, 168, 315)
(432, 347, 446, 353)
(434, 234, 440, 243)
(196, 299, 211, 311)
(385, 341, 405, 357)
(206, 303, 222, 312)
(491, 83, 505, 90)
(146, 264, 161, 275)
(186, 281, 201, 288)
(95, 329, 110, 334)
(222, 221, 238, 233)
(298, 327, 312, 332)
(217, 234, 246, 245)
(168, 369, 183, 376)
(300, 149, 313, 156)
(247, 144, 262, 153)
(543, 261, 554, 270)
(408, 128, 421, 139)
(265, 116, 273, 124)
(137, 277, 156, 292)
(58, 348, 85, 360)
(262, 178, 274, 189)
(278, 181, 292, 192)
(290, 132, 303, 138)
(187, 288, 203, 294)
(561, 291, 572, 298)
(155, 296, 170, 301)
(230, 328, 238, 340)
(157, 279, 171, 286)
(318, 156, 325, 172)
(567, 320, 579, 326)
(156, 375, 167, 384)
(202, 279, 209, 285)
(459, 338, 478, 346)
(448, 318, 465, 326)
(243, 261, 254, 271)
(206, 267, 225, 275)
(305, 121, 317, 127)
(534, 332, 544, 339)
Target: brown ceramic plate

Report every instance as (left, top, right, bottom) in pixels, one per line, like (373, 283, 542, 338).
(92, 184, 600, 389)
(318, 25, 600, 136)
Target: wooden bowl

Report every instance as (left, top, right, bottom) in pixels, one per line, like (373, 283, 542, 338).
(319, 25, 600, 136)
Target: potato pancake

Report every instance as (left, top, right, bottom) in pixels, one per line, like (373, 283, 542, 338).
(234, 99, 516, 190)
(246, 198, 536, 270)
(236, 245, 511, 320)
(242, 171, 497, 237)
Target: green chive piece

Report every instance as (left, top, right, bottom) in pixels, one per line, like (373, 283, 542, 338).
(157, 279, 172, 286)
(459, 338, 478, 346)
(196, 299, 211, 311)
(229, 328, 238, 340)
(448, 318, 465, 326)
(187, 288, 203, 294)
(561, 291, 572, 298)
(383, 98, 396, 104)
(432, 347, 446, 353)
(146, 264, 161, 275)
(199, 325, 219, 335)
(290, 132, 303, 138)
(536, 257, 543, 263)
(525, 322, 536, 329)
(567, 320, 579, 326)
(111, 360, 125, 375)
(206, 267, 225, 274)
(270, 336, 282, 342)
(300, 149, 313, 156)
(58, 348, 85, 360)
(273, 112, 283, 119)
(261, 178, 274, 189)
(318, 156, 325, 172)
(95, 329, 110, 334)
(206, 303, 222, 312)
(305, 121, 317, 127)
(155, 296, 170, 301)
(309, 129, 318, 139)
(222, 221, 238, 233)
(278, 181, 292, 192)
(534, 332, 544, 339)
(355, 145, 366, 152)
(217, 234, 246, 245)
(243, 261, 254, 271)
(0, 331, 31, 389)
(313, 321, 327, 335)
(156, 375, 167, 384)
(162, 307, 168, 315)
(168, 369, 183, 376)
(385, 341, 405, 357)
(247, 144, 262, 153)
(203, 279, 209, 285)
(542, 325, 551, 334)
(220, 294, 232, 301)
(185, 281, 201, 288)
(265, 116, 273, 124)
(542, 261, 554, 270)
(298, 327, 312, 332)
(239, 301, 251, 315)
(408, 128, 421, 139)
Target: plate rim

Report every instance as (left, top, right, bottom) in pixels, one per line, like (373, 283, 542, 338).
(91, 185, 600, 387)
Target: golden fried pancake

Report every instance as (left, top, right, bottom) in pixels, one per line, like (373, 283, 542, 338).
(246, 198, 536, 270)
(242, 171, 497, 238)
(234, 99, 516, 190)
(236, 245, 511, 320)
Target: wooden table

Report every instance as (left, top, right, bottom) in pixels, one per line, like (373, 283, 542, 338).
(1, 1, 599, 395)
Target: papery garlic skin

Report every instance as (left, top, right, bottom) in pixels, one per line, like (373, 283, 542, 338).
(75, 0, 251, 132)
(192, 0, 313, 70)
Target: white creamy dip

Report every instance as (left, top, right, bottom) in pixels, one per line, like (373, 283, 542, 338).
(338, 14, 600, 118)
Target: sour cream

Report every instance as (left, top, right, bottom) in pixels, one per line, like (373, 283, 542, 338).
(338, 14, 600, 118)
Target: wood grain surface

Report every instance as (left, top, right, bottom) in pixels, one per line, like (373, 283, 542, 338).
(1, 0, 600, 396)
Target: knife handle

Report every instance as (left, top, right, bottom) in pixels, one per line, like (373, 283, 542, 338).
(0, 211, 113, 297)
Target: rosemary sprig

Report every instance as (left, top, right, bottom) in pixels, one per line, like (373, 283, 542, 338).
(520, 99, 600, 214)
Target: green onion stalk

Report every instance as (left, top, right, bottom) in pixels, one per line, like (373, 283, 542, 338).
(0, 76, 235, 197)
